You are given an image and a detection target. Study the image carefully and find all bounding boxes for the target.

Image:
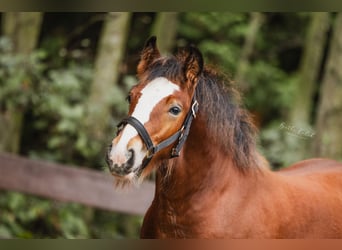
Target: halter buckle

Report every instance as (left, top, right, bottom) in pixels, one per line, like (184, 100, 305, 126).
(171, 147, 180, 158)
(146, 147, 155, 159)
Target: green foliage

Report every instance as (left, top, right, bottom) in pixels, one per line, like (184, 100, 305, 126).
(178, 13, 249, 73)
(28, 64, 94, 163)
(243, 61, 297, 113)
(91, 211, 142, 238)
(0, 191, 90, 238)
(0, 190, 143, 239)
(259, 118, 316, 168)
(0, 35, 137, 238)
(0, 37, 46, 111)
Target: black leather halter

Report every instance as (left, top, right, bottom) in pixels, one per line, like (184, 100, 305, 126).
(116, 94, 199, 169)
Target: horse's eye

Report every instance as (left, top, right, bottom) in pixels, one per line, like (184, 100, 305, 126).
(169, 106, 182, 116)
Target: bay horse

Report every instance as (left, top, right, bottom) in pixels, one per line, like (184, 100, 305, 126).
(106, 36, 342, 238)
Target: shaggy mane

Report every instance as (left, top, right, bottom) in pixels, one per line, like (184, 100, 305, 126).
(196, 67, 261, 171)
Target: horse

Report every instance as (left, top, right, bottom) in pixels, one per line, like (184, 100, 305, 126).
(106, 36, 342, 238)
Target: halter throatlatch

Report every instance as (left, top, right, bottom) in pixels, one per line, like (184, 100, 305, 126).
(116, 94, 199, 169)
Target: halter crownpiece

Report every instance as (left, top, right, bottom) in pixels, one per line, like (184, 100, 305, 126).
(116, 93, 199, 170)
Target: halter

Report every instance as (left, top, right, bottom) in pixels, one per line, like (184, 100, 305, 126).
(116, 94, 199, 169)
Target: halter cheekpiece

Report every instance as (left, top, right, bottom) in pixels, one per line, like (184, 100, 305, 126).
(116, 93, 199, 169)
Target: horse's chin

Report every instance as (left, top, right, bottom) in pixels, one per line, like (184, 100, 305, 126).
(112, 169, 144, 188)
(112, 159, 157, 188)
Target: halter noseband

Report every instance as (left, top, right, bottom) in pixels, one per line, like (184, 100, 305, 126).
(116, 94, 199, 169)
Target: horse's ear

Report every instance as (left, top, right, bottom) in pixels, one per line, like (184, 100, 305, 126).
(137, 36, 160, 76)
(177, 45, 203, 89)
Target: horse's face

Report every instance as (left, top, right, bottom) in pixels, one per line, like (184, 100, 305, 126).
(108, 77, 189, 181)
(106, 37, 203, 185)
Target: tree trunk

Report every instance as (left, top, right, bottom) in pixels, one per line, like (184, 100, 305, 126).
(235, 12, 264, 90)
(84, 12, 131, 153)
(151, 12, 178, 54)
(0, 12, 43, 153)
(2, 12, 43, 54)
(280, 13, 331, 162)
(312, 13, 342, 160)
(289, 12, 330, 127)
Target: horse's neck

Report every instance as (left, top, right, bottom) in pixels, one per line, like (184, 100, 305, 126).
(155, 115, 261, 204)
(148, 116, 270, 238)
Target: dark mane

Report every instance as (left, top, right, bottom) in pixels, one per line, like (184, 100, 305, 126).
(196, 68, 261, 172)
(143, 56, 261, 172)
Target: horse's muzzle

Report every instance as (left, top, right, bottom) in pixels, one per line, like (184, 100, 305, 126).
(106, 146, 135, 176)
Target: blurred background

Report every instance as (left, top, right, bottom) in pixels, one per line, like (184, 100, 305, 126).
(0, 12, 342, 238)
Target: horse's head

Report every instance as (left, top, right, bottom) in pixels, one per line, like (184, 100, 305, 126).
(106, 36, 203, 185)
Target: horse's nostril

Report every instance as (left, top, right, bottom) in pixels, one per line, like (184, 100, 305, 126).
(126, 149, 135, 168)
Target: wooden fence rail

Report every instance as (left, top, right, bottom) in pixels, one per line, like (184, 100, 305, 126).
(0, 153, 154, 215)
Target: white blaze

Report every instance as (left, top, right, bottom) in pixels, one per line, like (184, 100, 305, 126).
(132, 77, 180, 123)
(110, 77, 180, 170)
